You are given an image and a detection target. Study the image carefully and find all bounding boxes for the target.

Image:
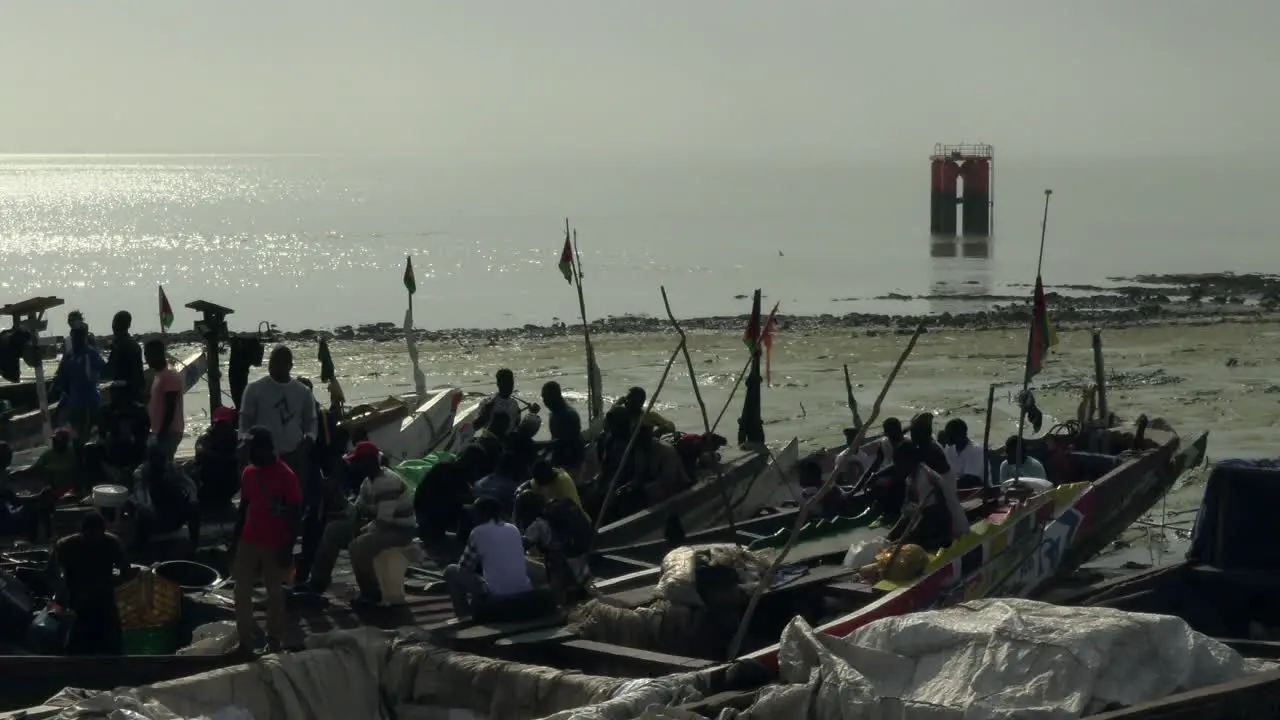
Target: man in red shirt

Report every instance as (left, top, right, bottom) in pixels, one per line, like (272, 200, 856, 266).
(231, 427, 303, 653)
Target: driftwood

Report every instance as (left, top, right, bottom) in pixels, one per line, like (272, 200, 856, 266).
(724, 324, 926, 660)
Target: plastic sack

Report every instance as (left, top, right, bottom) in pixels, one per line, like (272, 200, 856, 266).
(842, 538, 885, 570)
(177, 621, 239, 656)
(396, 450, 455, 494)
(29, 602, 75, 652)
(0, 568, 34, 644)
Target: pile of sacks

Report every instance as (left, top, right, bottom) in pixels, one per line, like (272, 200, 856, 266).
(571, 544, 769, 658)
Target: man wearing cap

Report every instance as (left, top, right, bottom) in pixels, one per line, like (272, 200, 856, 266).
(53, 325, 107, 443)
(194, 407, 240, 509)
(305, 441, 416, 604)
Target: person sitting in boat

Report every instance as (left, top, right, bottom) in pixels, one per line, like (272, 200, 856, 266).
(130, 443, 201, 553)
(836, 417, 906, 485)
(53, 324, 107, 443)
(444, 496, 533, 618)
(414, 446, 484, 558)
(540, 381, 584, 478)
(193, 406, 241, 510)
(887, 441, 969, 551)
(614, 426, 692, 514)
(18, 428, 82, 499)
(49, 511, 132, 655)
(596, 404, 635, 483)
(476, 368, 522, 437)
(999, 435, 1050, 486)
(798, 456, 845, 519)
(305, 441, 416, 604)
(673, 432, 728, 481)
(521, 491, 593, 604)
(530, 459, 588, 518)
(503, 412, 542, 485)
(467, 410, 510, 478)
(0, 441, 55, 543)
(909, 414, 950, 478)
(941, 419, 988, 490)
(621, 386, 677, 438)
(473, 451, 523, 518)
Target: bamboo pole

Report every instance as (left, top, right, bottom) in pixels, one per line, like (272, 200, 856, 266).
(661, 286, 738, 538)
(724, 324, 925, 660)
(589, 339, 685, 551)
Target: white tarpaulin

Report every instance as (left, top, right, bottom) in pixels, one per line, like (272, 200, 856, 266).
(741, 598, 1274, 719)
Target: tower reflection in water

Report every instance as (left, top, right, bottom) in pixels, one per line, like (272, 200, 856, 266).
(928, 238, 992, 316)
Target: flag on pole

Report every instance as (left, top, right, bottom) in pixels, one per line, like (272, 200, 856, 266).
(558, 231, 574, 284)
(403, 256, 417, 295)
(1025, 275, 1059, 380)
(743, 302, 779, 353)
(762, 312, 777, 385)
(158, 286, 174, 331)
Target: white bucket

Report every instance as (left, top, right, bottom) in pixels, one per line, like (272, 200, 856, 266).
(91, 484, 129, 509)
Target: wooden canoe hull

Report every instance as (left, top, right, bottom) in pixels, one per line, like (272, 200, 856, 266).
(1, 349, 208, 454)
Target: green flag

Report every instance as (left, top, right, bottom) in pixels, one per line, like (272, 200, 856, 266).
(403, 256, 416, 295)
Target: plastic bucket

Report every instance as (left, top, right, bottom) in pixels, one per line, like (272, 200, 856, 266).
(92, 484, 129, 509)
(153, 560, 222, 592)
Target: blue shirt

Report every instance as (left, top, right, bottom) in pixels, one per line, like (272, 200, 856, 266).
(56, 348, 107, 409)
(474, 472, 518, 514)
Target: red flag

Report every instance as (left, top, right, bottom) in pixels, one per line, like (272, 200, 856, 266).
(158, 286, 174, 330)
(1025, 275, 1059, 381)
(557, 231, 574, 284)
(762, 312, 777, 385)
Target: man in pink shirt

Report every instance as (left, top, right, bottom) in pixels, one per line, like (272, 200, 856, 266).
(145, 340, 185, 461)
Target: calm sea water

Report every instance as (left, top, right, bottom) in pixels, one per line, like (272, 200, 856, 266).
(0, 154, 1275, 332)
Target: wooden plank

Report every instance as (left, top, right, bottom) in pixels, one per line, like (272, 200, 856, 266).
(559, 639, 715, 673)
(448, 614, 564, 642)
(823, 580, 880, 601)
(1089, 668, 1280, 719)
(0, 297, 64, 317)
(494, 626, 580, 647)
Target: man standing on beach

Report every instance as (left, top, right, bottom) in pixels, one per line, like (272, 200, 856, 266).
(478, 368, 521, 436)
(145, 339, 185, 461)
(53, 325, 106, 443)
(105, 311, 145, 405)
(238, 346, 316, 482)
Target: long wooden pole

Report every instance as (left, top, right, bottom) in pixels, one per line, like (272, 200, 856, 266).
(1015, 189, 1053, 462)
(569, 221, 602, 422)
(725, 324, 925, 661)
(589, 339, 684, 550)
(661, 286, 738, 537)
(981, 383, 997, 488)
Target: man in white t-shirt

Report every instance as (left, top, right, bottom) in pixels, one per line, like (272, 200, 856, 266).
(941, 418, 988, 490)
(998, 434, 1048, 483)
(890, 441, 970, 550)
(443, 496, 533, 618)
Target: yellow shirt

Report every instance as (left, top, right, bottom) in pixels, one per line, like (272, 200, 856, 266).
(538, 469, 589, 519)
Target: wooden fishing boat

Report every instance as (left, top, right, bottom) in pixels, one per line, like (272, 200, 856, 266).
(418, 421, 1206, 671)
(1051, 459, 1280, 660)
(342, 387, 473, 464)
(0, 349, 209, 456)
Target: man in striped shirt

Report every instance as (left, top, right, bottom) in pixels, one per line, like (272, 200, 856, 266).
(304, 441, 416, 604)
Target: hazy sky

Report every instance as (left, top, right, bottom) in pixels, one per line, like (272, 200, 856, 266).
(4, 1, 1276, 160)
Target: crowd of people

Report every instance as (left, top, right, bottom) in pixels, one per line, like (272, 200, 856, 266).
(1, 314, 722, 653)
(804, 413, 1052, 552)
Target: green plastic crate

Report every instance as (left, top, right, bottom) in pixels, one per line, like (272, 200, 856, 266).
(122, 623, 175, 655)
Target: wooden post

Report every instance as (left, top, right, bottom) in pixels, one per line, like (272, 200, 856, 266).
(1, 297, 65, 448)
(725, 324, 925, 661)
(185, 300, 234, 413)
(1091, 329, 1108, 424)
(981, 383, 997, 488)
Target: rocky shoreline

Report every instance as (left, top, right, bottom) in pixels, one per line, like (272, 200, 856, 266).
(131, 272, 1280, 347)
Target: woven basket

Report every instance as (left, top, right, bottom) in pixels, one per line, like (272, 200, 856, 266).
(115, 568, 181, 629)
